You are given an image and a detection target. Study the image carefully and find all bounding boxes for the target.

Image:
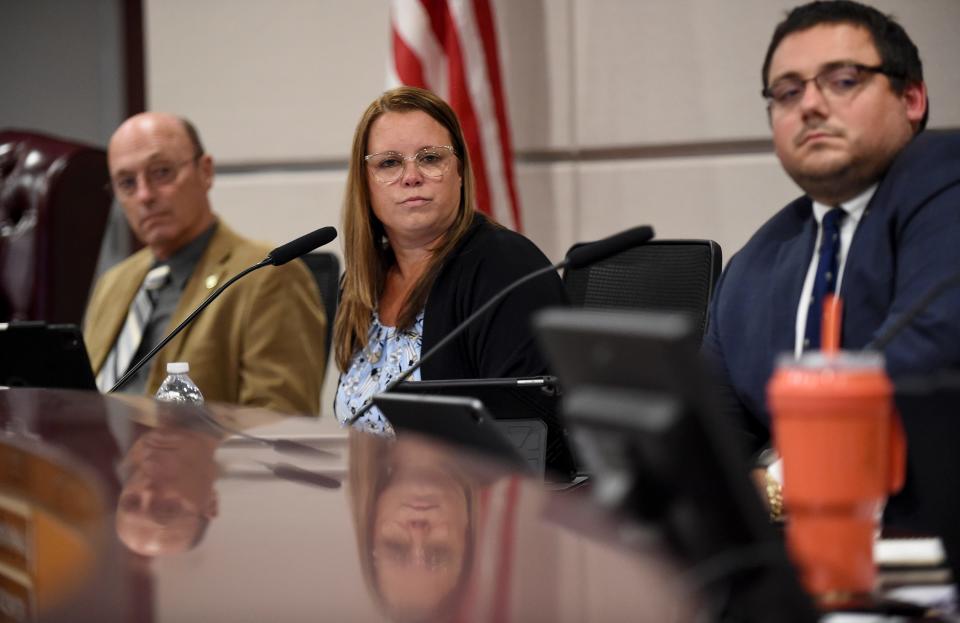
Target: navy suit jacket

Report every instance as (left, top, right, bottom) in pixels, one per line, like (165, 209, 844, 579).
(703, 130, 960, 453)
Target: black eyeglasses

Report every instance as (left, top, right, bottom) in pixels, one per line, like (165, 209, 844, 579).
(762, 63, 904, 109)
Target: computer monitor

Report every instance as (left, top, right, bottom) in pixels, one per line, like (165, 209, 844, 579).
(889, 372, 960, 588)
(0, 322, 97, 390)
(534, 308, 817, 622)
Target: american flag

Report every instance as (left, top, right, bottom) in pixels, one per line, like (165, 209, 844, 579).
(388, 0, 522, 232)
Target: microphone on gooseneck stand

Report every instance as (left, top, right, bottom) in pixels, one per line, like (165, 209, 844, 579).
(346, 225, 656, 426)
(265, 227, 338, 266)
(563, 225, 655, 270)
(109, 226, 338, 393)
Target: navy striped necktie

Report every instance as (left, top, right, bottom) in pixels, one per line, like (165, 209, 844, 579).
(804, 207, 845, 352)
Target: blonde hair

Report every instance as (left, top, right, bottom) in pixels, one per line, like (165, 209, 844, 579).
(334, 86, 479, 372)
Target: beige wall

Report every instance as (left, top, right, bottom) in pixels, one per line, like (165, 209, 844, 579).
(146, 0, 960, 259)
(144, 0, 960, 414)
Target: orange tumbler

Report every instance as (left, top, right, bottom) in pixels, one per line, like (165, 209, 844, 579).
(767, 351, 905, 602)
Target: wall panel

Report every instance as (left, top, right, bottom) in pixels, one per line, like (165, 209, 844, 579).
(210, 170, 346, 254)
(146, 0, 389, 163)
(576, 153, 800, 262)
(572, 0, 960, 149)
(145, 0, 960, 265)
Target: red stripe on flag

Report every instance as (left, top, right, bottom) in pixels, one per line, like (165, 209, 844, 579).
(420, 0, 448, 48)
(392, 27, 428, 87)
(472, 0, 522, 231)
(434, 2, 494, 219)
(394, 0, 521, 224)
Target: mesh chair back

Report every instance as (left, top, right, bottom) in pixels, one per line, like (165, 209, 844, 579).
(563, 239, 721, 342)
(300, 252, 340, 363)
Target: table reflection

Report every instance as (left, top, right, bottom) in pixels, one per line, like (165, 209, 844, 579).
(0, 388, 696, 622)
(350, 433, 487, 622)
(116, 424, 221, 556)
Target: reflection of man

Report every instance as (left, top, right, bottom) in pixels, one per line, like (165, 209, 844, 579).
(116, 426, 220, 556)
(704, 1, 960, 453)
(84, 112, 326, 414)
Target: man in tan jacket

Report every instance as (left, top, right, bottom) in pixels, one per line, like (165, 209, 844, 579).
(84, 112, 326, 415)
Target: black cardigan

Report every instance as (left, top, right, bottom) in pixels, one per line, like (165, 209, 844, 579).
(420, 214, 568, 380)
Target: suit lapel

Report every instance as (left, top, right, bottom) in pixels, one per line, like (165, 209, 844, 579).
(88, 252, 152, 373)
(148, 223, 237, 385)
(769, 201, 816, 357)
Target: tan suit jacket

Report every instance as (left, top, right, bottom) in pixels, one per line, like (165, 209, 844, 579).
(84, 221, 326, 415)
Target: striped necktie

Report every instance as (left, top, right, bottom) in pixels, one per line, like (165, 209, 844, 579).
(804, 207, 845, 352)
(96, 265, 171, 392)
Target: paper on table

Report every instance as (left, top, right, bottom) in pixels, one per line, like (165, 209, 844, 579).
(875, 538, 945, 567)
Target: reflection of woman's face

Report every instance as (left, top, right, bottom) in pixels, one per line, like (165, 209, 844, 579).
(373, 441, 469, 618)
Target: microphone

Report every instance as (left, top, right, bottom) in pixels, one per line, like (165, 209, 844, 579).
(347, 225, 655, 426)
(267, 226, 337, 266)
(565, 225, 655, 270)
(868, 269, 960, 350)
(109, 226, 338, 393)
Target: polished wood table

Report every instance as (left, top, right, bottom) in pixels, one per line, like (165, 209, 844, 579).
(0, 388, 694, 623)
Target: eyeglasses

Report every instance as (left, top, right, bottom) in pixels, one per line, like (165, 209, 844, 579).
(118, 491, 199, 524)
(372, 541, 454, 571)
(762, 63, 904, 110)
(109, 156, 200, 198)
(364, 145, 457, 185)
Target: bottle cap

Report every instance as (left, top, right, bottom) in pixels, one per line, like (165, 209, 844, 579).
(166, 362, 190, 374)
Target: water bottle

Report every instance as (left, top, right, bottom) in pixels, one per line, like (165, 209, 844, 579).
(155, 362, 204, 405)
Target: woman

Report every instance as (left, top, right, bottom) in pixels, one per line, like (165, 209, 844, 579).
(333, 87, 566, 432)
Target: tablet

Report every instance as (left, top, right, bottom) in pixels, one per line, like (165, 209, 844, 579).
(0, 322, 97, 390)
(372, 393, 534, 475)
(391, 376, 576, 480)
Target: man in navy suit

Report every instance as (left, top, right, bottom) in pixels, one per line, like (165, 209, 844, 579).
(704, 0, 960, 454)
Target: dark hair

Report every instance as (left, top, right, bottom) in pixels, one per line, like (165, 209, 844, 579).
(180, 117, 206, 158)
(762, 0, 928, 130)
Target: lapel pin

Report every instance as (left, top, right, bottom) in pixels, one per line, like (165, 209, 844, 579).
(205, 274, 219, 290)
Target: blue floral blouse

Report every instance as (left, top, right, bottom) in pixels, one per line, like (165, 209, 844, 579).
(334, 310, 424, 434)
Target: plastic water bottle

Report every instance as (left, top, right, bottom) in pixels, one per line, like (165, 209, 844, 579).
(155, 362, 204, 405)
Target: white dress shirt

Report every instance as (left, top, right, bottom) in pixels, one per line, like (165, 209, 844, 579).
(793, 184, 878, 357)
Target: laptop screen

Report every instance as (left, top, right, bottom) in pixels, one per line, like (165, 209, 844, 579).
(389, 376, 578, 481)
(0, 322, 97, 390)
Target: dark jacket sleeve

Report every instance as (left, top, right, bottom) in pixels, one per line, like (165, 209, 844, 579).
(701, 266, 772, 458)
(422, 218, 568, 380)
(883, 187, 960, 377)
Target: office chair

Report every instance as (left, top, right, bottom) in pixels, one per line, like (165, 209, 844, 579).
(0, 129, 112, 324)
(562, 238, 722, 343)
(300, 251, 340, 362)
